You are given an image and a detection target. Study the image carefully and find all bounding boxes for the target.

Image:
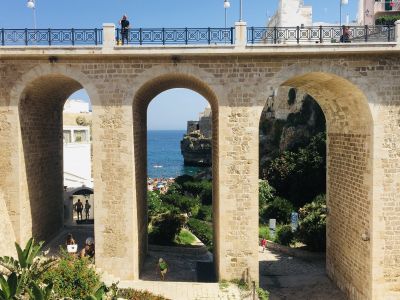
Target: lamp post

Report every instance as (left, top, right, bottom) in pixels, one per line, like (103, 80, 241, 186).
(239, 0, 243, 22)
(27, 0, 37, 30)
(340, 0, 348, 27)
(224, 0, 230, 28)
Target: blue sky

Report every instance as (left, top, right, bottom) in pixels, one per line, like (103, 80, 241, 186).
(2, 0, 358, 130)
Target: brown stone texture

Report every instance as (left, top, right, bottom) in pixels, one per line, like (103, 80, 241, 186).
(0, 52, 398, 300)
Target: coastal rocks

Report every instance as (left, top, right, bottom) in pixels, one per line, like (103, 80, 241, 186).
(180, 130, 212, 167)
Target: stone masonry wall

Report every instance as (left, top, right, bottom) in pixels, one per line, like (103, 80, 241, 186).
(0, 53, 398, 299)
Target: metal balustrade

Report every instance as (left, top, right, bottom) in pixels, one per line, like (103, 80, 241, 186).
(115, 27, 234, 45)
(0, 25, 396, 47)
(0, 28, 102, 46)
(247, 25, 395, 44)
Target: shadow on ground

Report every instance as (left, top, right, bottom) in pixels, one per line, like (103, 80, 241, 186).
(259, 248, 346, 300)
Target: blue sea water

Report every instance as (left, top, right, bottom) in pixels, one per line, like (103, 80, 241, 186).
(147, 130, 204, 178)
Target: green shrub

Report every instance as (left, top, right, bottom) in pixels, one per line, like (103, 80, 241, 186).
(257, 287, 270, 300)
(148, 191, 173, 219)
(42, 251, 100, 300)
(266, 132, 326, 208)
(261, 197, 294, 224)
(182, 180, 212, 205)
(376, 14, 400, 25)
(174, 174, 195, 186)
(259, 180, 275, 208)
(197, 205, 212, 222)
(297, 194, 326, 251)
(161, 193, 200, 216)
(274, 224, 294, 246)
(148, 213, 186, 245)
(259, 225, 271, 240)
(187, 218, 213, 251)
(118, 288, 169, 300)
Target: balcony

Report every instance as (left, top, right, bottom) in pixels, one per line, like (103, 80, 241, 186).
(374, 0, 400, 16)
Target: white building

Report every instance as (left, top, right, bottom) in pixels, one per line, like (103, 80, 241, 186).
(63, 125, 92, 188)
(64, 99, 90, 113)
(358, 0, 400, 26)
(268, 0, 312, 27)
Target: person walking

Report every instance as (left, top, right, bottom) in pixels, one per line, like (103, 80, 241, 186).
(84, 199, 91, 220)
(261, 237, 267, 253)
(119, 14, 130, 45)
(74, 199, 83, 221)
(157, 258, 168, 280)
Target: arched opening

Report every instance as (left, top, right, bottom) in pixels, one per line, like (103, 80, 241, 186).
(18, 74, 95, 254)
(258, 72, 373, 299)
(132, 74, 219, 281)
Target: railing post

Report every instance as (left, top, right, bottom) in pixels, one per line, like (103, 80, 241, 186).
(296, 26, 300, 44)
(234, 21, 247, 48)
(394, 20, 400, 45)
(24, 28, 28, 46)
(365, 25, 368, 42)
(231, 27, 234, 44)
(1, 28, 4, 46)
(71, 28, 75, 46)
(273, 27, 277, 44)
(95, 28, 98, 45)
(387, 24, 391, 42)
(319, 26, 323, 43)
(139, 28, 142, 45)
(102, 23, 116, 50)
(162, 28, 165, 45)
(48, 28, 51, 46)
(208, 27, 211, 44)
(185, 27, 188, 45)
(251, 26, 255, 44)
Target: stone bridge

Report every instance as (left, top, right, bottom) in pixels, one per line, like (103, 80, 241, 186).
(0, 23, 400, 300)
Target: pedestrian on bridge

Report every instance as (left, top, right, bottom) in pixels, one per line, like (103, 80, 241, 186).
(119, 14, 130, 45)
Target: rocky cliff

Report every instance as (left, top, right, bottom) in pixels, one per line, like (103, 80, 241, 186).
(180, 131, 212, 167)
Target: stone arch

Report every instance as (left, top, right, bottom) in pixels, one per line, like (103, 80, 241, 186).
(10, 65, 99, 244)
(131, 71, 220, 278)
(259, 65, 375, 299)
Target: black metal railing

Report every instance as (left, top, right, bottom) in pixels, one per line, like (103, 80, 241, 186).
(247, 25, 395, 44)
(115, 27, 234, 45)
(0, 28, 102, 46)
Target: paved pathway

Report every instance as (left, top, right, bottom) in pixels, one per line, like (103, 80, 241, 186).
(259, 247, 346, 300)
(45, 227, 347, 299)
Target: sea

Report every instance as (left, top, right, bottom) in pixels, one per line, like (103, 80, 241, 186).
(147, 130, 204, 178)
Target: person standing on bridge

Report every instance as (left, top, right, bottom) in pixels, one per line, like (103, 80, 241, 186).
(119, 14, 130, 45)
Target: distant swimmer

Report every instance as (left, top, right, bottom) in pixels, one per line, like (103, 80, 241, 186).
(153, 165, 163, 168)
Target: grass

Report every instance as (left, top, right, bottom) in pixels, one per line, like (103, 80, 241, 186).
(174, 228, 196, 245)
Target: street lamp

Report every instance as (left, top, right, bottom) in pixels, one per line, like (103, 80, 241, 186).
(224, 0, 230, 28)
(27, 0, 37, 30)
(340, 0, 348, 27)
(239, 0, 243, 22)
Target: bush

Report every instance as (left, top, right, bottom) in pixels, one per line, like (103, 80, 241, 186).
(174, 174, 195, 186)
(182, 180, 212, 205)
(259, 225, 271, 240)
(41, 251, 100, 299)
(376, 14, 400, 25)
(266, 132, 326, 208)
(197, 205, 212, 222)
(161, 193, 200, 216)
(274, 224, 294, 246)
(259, 180, 275, 208)
(297, 194, 326, 251)
(148, 191, 174, 218)
(261, 197, 294, 224)
(187, 218, 213, 251)
(148, 212, 186, 245)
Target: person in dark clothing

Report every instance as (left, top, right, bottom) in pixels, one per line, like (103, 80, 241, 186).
(74, 199, 83, 221)
(340, 26, 351, 43)
(119, 15, 130, 45)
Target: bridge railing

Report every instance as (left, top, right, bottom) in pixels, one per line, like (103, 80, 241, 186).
(0, 28, 102, 46)
(115, 27, 234, 45)
(247, 25, 395, 44)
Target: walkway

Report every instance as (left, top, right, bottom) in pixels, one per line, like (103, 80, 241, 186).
(259, 247, 346, 300)
(45, 227, 346, 299)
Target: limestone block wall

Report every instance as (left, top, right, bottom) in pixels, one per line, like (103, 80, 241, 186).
(0, 52, 398, 299)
